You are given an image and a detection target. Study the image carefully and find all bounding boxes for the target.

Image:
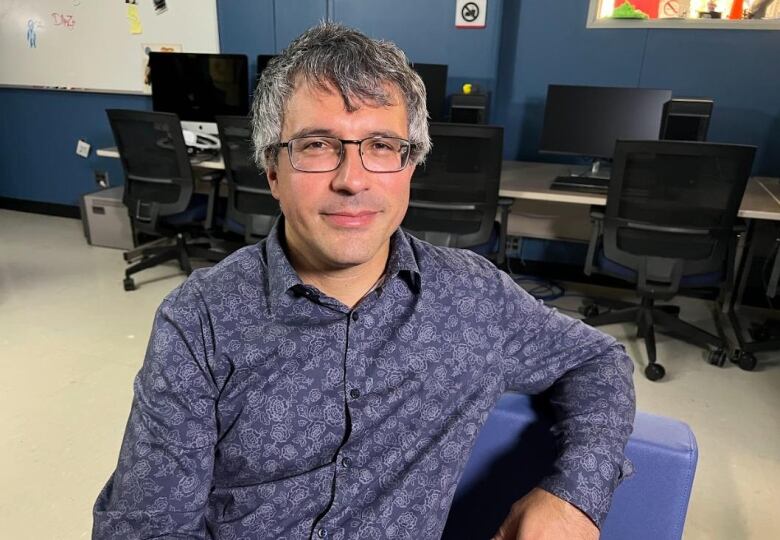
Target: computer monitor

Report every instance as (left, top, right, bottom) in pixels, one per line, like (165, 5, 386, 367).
(256, 54, 276, 85)
(539, 84, 673, 172)
(149, 52, 249, 134)
(659, 98, 713, 142)
(411, 63, 448, 122)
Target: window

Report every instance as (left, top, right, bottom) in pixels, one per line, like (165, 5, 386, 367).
(588, 0, 780, 28)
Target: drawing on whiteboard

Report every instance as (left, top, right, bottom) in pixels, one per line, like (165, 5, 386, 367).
(26, 19, 40, 48)
(51, 13, 76, 29)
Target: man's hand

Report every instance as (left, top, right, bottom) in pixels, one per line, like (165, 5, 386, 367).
(491, 487, 599, 540)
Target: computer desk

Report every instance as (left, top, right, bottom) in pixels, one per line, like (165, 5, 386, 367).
(498, 160, 780, 220)
(499, 160, 780, 363)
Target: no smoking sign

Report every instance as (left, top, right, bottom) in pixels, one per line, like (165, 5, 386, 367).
(456, 0, 487, 28)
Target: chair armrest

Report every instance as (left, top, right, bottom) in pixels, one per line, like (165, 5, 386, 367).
(443, 393, 698, 540)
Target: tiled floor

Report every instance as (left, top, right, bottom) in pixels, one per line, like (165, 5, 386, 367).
(0, 209, 778, 539)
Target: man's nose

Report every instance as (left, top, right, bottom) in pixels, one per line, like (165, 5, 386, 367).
(331, 143, 369, 194)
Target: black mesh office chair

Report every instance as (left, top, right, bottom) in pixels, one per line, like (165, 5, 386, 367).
(403, 123, 503, 254)
(582, 140, 756, 381)
(106, 109, 220, 291)
(215, 115, 279, 243)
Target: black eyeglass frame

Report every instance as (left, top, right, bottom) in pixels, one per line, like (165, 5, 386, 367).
(275, 136, 414, 173)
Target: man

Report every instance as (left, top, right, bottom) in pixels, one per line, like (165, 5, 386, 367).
(94, 23, 635, 540)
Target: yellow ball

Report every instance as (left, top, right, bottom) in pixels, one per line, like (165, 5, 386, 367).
(462, 83, 472, 95)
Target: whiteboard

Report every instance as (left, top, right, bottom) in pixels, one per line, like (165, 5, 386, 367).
(0, 0, 220, 94)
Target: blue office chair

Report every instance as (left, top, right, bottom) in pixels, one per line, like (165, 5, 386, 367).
(582, 140, 756, 380)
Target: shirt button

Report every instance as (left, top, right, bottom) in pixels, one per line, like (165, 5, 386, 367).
(317, 529, 328, 538)
(341, 457, 351, 468)
(351, 311, 359, 321)
(349, 388, 361, 399)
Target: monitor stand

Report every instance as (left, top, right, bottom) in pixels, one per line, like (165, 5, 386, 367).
(573, 159, 611, 180)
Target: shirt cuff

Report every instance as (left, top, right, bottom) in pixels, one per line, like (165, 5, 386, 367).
(537, 455, 633, 527)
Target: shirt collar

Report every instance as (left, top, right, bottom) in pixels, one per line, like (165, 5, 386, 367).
(263, 218, 422, 313)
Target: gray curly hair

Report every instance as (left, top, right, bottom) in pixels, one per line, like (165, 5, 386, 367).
(251, 22, 431, 172)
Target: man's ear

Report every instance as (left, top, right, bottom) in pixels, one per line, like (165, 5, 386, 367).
(266, 165, 281, 201)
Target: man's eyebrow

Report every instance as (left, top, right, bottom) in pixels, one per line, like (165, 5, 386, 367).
(288, 127, 337, 139)
(287, 128, 407, 140)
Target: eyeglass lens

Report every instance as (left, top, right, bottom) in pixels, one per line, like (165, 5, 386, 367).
(288, 136, 409, 172)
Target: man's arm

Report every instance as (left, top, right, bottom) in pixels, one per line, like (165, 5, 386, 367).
(498, 273, 636, 530)
(93, 283, 218, 539)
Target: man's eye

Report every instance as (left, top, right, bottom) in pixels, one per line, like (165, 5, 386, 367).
(368, 140, 394, 152)
(301, 139, 334, 151)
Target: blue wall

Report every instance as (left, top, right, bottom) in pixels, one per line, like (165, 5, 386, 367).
(1, 0, 779, 209)
(0, 89, 147, 205)
(500, 0, 780, 175)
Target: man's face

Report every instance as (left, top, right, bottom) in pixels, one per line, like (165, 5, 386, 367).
(267, 81, 415, 272)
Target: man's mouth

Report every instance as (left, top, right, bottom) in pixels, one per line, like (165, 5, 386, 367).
(322, 210, 380, 228)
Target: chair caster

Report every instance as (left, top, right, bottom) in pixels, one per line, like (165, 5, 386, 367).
(123, 277, 136, 291)
(732, 350, 757, 371)
(707, 348, 729, 367)
(644, 363, 666, 381)
(580, 304, 600, 318)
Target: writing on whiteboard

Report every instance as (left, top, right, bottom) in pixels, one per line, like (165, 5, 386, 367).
(51, 13, 76, 29)
(26, 19, 40, 48)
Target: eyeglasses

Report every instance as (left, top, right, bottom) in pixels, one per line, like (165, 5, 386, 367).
(277, 136, 413, 173)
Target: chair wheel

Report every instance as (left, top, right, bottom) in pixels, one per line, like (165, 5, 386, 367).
(645, 363, 666, 381)
(733, 351, 757, 371)
(708, 348, 728, 367)
(123, 277, 136, 291)
(580, 304, 600, 318)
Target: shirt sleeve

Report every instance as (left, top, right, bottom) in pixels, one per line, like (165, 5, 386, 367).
(498, 273, 636, 527)
(93, 282, 218, 539)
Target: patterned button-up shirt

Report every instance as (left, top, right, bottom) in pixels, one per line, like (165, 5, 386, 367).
(93, 223, 635, 540)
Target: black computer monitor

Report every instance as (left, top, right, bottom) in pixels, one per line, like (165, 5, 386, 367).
(149, 52, 249, 125)
(256, 54, 276, 85)
(411, 63, 448, 122)
(539, 84, 673, 160)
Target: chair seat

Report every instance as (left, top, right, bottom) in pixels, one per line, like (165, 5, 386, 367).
(161, 194, 209, 226)
(597, 249, 722, 288)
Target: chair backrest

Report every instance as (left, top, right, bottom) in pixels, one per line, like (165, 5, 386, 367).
(106, 109, 194, 228)
(215, 115, 279, 239)
(403, 122, 503, 248)
(603, 140, 756, 286)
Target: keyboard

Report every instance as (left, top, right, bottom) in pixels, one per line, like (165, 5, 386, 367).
(550, 176, 609, 194)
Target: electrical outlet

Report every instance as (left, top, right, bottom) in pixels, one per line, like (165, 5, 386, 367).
(505, 235, 523, 259)
(76, 139, 91, 158)
(95, 170, 109, 188)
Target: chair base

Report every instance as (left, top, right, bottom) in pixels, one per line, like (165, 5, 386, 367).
(583, 297, 727, 381)
(123, 233, 227, 291)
